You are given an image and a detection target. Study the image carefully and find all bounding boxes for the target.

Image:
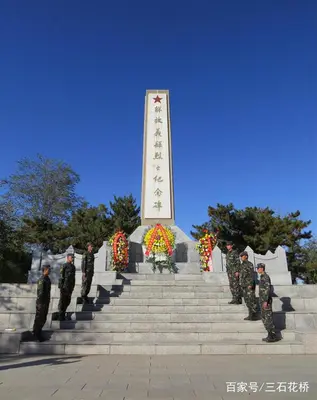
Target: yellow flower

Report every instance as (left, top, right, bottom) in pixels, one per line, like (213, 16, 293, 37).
(144, 225, 175, 255)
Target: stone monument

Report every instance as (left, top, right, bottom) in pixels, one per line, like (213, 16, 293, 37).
(128, 90, 200, 273)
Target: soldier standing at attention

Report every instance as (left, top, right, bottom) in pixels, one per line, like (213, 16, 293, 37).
(256, 263, 279, 342)
(225, 241, 242, 304)
(58, 253, 76, 321)
(32, 264, 51, 342)
(239, 251, 258, 321)
(81, 242, 95, 304)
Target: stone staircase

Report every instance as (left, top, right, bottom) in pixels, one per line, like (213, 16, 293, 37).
(1, 273, 317, 355)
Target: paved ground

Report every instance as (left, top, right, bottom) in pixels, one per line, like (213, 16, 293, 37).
(0, 354, 316, 400)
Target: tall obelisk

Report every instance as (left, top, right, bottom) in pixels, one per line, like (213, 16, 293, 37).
(141, 90, 175, 225)
(128, 90, 194, 270)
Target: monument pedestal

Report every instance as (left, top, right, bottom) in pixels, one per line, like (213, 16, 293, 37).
(128, 225, 201, 274)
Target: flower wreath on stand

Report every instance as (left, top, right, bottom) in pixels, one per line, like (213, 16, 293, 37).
(108, 230, 129, 272)
(196, 229, 218, 272)
(143, 224, 177, 273)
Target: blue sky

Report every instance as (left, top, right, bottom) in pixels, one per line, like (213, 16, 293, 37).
(1, 0, 316, 237)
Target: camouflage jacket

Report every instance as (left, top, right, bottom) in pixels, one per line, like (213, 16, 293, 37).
(58, 262, 76, 293)
(225, 250, 240, 273)
(259, 272, 272, 303)
(239, 260, 256, 288)
(81, 251, 95, 275)
(36, 275, 51, 304)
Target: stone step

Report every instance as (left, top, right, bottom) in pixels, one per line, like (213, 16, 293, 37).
(1, 310, 314, 332)
(75, 304, 248, 313)
(119, 291, 229, 299)
(0, 284, 123, 298)
(95, 297, 308, 310)
(119, 291, 225, 299)
(96, 297, 236, 305)
(76, 311, 265, 322)
(74, 302, 299, 314)
(2, 283, 317, 298)
(77, 311, 305, 330)
(113, 290, 317, 299)
(3, 297, 315, 314)
(121, 285, 228, 292)
(31, 330, 297, 342)
(119, 273, 205, 281)
(49, 320, 270, 332)
(124, 280, 216, 286)
(2, 296, 312, 312)
(19, 340, 306, 355)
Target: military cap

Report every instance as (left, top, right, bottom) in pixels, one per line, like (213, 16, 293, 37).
(239, 251, 248, 257)
(67, 253, 74, 257)
(256, 263, 266, 269)
(226, 241, 233, 246)
(42, 264, 50, 269)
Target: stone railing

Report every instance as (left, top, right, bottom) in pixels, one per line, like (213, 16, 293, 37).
(28, 242, 113, 284)
(211, 245, 291, 284)
(28, 241, 292, 285)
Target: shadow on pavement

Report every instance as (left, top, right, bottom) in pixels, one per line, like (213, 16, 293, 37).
(0, 355, 82, 371)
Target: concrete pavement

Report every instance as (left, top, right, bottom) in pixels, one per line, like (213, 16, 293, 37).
(0, 354, 316, 399)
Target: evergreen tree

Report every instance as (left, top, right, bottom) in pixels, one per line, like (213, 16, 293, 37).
(109, 194, 140, 236)
(66, 203, 112, 250)
(301, 237, 317, 282)
(0, 213, 30, 283)
(191, 203, 312, 272)
(20, 217, 68, 253)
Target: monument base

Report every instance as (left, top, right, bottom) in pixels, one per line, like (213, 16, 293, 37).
(128, 225, 200, 274)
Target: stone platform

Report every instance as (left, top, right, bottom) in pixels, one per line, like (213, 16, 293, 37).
(128, 225, 200, 273)
(1, 274, 317, 355)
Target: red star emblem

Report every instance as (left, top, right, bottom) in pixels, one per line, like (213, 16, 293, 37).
(153, 95, 162, 103)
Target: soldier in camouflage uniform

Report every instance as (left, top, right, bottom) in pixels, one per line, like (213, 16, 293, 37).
(225, 242, 242, 304)
(32, 264, 51, 342)
(58, 253, 76, 321)
(81, 242, 95, 304)
(239, 251, 258, 321)
(256, 263, 279, 342)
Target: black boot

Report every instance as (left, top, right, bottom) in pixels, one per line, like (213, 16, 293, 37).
(232, 298, 242, 304)
(38, 333, 46, 342)
(33, 330, 45, 342)
(244, 313, 258, 321)
(250, 313, 259, 321)
(262, 333, 270, 342)
(228, 300, 236, 304)
(266, 331, 279, 342)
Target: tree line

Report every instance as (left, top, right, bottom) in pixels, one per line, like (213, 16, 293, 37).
(0, 154, 140, 282)
(1, 154, 316, 282)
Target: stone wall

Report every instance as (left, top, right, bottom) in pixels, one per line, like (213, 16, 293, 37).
(28, 242, 113, 284)
(211, 245, 291, 284)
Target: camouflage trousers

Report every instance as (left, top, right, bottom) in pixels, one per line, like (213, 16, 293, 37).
(33, 301, 49, 336)
(81, 273, 94, 298)
(261, 302, 275, 332)
(227, 270, 242, 302)
(58, 290, 72, 318)
(241, 286, 257, 314)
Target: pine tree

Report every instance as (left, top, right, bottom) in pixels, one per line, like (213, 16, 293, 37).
(109, 194, 140, 236)
(191, 203, 312, 272)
